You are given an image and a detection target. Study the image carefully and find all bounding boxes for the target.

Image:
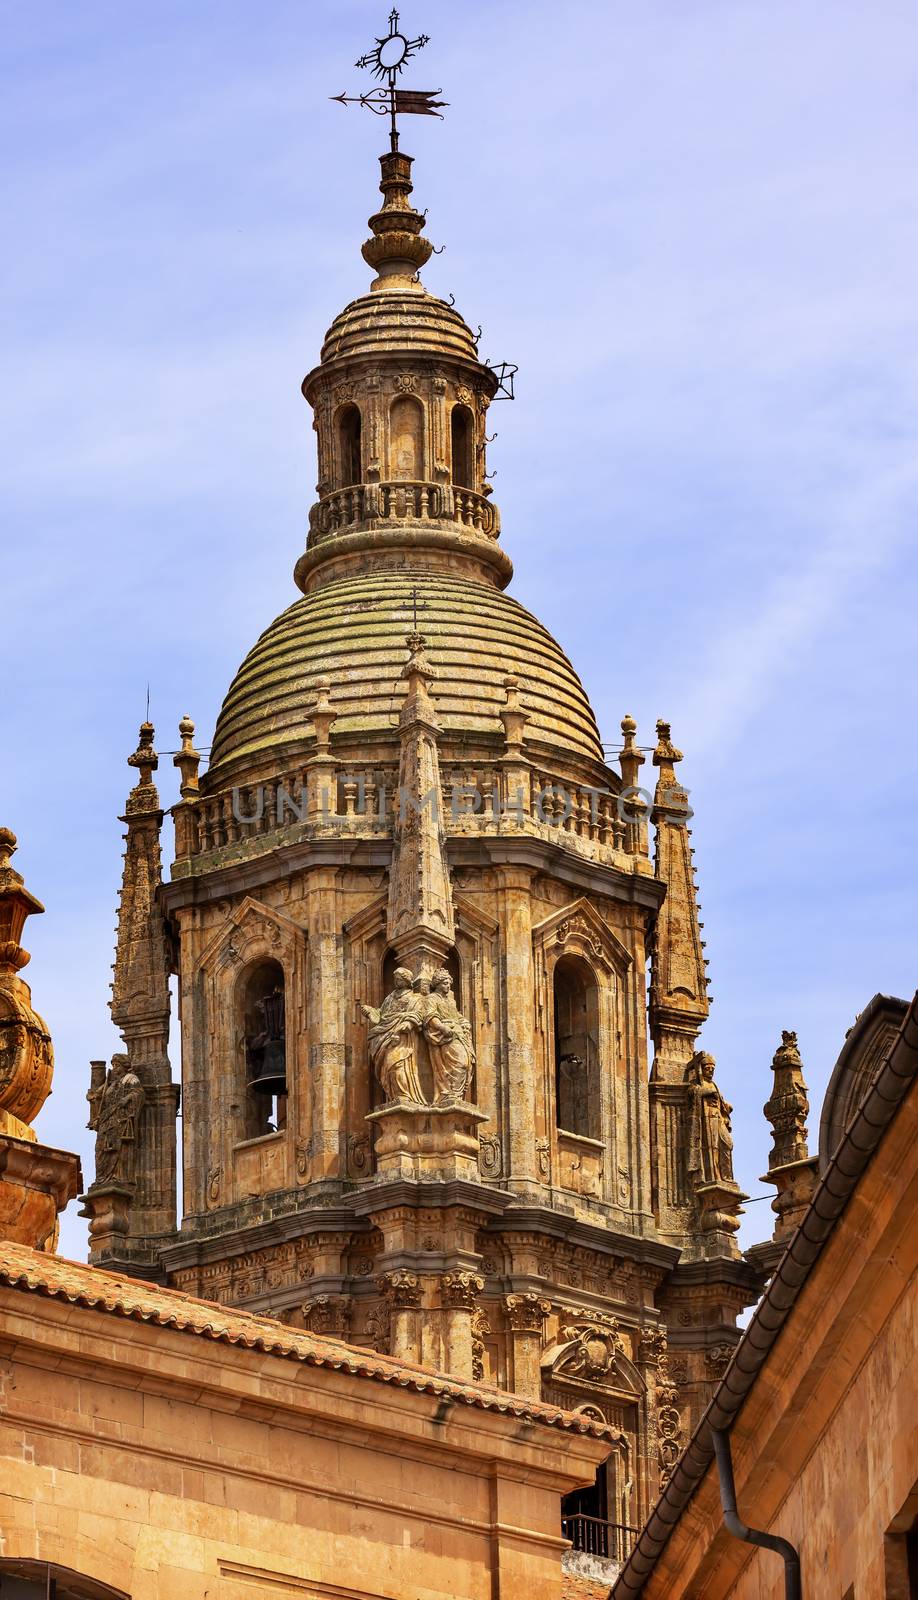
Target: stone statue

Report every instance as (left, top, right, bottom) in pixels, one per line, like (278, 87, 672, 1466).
(425, 968, 475, 1105)
(684, 1050, 734, 1186)
(362, 969, 426, 1105)
(87, 1054, 146, 1188)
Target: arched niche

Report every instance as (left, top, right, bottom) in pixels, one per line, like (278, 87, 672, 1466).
(237, 956, 287, 1138)
(377, 947, 465, 1106)
(450, 403, 475, 489)
(389, 395, 424, 481)
(553, 953, 600, 1140)
(336, 403, 362, 487)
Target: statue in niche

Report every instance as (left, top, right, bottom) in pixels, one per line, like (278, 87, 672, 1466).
(684, 1050, 735, 1186)
(87, 1054, 146, 1188)
(364, 966, 475, 1107)
(425, 968, 475, 1105)
(363, 968, 426, 1105)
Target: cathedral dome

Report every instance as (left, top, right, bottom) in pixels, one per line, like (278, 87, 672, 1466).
(315, 287, 481, 370)
(207, 569, 604, 777)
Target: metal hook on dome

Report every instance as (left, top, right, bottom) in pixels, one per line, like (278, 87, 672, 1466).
(485, 431, 498, 444)
(431, 242, 445, 254)
(474, 324, 482, 344)
(447, 292, 456, 306)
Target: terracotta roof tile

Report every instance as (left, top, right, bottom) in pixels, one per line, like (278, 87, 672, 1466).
(0, 1240, 613, 1440)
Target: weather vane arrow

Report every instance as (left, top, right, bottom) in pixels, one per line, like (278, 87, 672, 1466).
(330, 9, 448, 151)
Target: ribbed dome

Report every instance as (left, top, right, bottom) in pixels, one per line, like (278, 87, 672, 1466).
(317, 289, 481, 370)
(209, 571, 603, 775)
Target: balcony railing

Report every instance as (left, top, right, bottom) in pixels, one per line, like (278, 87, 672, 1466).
(562, 1514, 638, 1564)
(308, 480, 499, 540)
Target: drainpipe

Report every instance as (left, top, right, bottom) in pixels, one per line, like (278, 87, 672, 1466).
(710, 1426, 801, 1600)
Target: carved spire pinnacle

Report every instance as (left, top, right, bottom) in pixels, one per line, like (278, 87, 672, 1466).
(386, 633, 455, 974)
(173, 715, 201, 798)
(649, 720, 710, 1081)
(126, 722, 159, 815)
(619, 714, 648, 856)
(363, 150, 434, 291)
(500, 673, 529, 753)
(761, 1029, 819, 1246)
(87, 725, 178, 1266)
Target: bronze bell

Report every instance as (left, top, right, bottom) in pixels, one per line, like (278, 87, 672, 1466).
(246, 988, 287, 1097)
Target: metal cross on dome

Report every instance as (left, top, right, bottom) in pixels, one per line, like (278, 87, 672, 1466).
(331, 9, 448, 152)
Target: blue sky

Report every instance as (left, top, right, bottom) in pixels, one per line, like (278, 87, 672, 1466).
(3, 0, 916, 1259)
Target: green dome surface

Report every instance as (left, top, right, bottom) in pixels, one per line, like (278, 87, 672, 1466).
(208, 570, 603, 774)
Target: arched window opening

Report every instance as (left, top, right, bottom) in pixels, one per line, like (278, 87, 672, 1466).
(554, 955, 600, 1139)
(337, 404, 362, 487)
(0, 1560, 129, 1598)
(241, 958, 287, 1137)
(450, 404, 475, 489)
(389, 396, 424, 481)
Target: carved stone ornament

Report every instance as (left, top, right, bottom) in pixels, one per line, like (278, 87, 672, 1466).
(637, 1327, 668, 1368)
(363, 965, 475, 1108)
(441, 1270, 484, 1310)
(503, 1292, 551, 1333)
(471, 1304, 491, 1381)
(656, 1367, 684, 1490)
(764, 1029, 811, 1169)
(378, 1268, 422, 1309)
(393, 372, 417, 393)
(301, 1293, 352, 1339)
(550, 1317, 625, 1382)
(87, 1055, 146, 1190)
(478, 1132, 502, 1177)
(684, 1051, 735, 1186)
(705, 1341, 736, 1378)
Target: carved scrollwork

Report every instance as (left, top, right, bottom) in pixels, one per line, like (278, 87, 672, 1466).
(503, 1292, 551, 1333)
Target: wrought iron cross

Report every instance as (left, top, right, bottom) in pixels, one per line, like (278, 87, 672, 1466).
(331, 9, 448, 151)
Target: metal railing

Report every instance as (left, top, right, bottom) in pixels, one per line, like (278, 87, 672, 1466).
(562, 1513, 638, 1564)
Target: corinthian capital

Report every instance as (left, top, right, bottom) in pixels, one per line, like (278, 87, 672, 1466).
(503, 1292, 551, 1332)
(441, 1270, 484, 1309)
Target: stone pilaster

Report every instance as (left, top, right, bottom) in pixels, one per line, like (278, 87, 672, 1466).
(503, 1293, 551, 1399)
(441, 1270, 485, 1380)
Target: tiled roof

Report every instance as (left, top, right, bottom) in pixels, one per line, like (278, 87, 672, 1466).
(0, 1239, 612, 1440)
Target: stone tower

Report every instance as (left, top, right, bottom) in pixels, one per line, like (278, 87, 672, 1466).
(85, 100, 761, 1537)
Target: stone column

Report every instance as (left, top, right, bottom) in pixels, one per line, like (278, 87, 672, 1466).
(503, 1293, 551, 1399)
(441, 1270, 485, 1380)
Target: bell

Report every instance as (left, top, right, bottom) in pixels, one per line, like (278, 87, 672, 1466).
(246, 988, 287, 1097)
(248, 1037, 287, 1097)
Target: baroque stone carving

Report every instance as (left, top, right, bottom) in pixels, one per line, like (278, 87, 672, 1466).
(301, 1294, 352, 1338)
(684, 1051, 735, 1186)
(471, 1304, 490, 1381)
(441, 1270, 484, 1310)
(552, 1317, 625, 1382)
(705, 1342, 736, 1378)
(363, 966, 475, 1108)
(764, 1030, 810, 1168)
(478, 1133, 501, 1177)
(503, 1293, 551, 1333)
(378, 1269, 422, 1309)
(87, 1055, 146, 1189)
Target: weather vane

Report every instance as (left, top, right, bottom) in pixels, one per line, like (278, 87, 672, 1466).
(332, 9, 447, 152)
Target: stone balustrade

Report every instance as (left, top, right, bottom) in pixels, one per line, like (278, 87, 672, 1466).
(308, 481, 500, 541)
